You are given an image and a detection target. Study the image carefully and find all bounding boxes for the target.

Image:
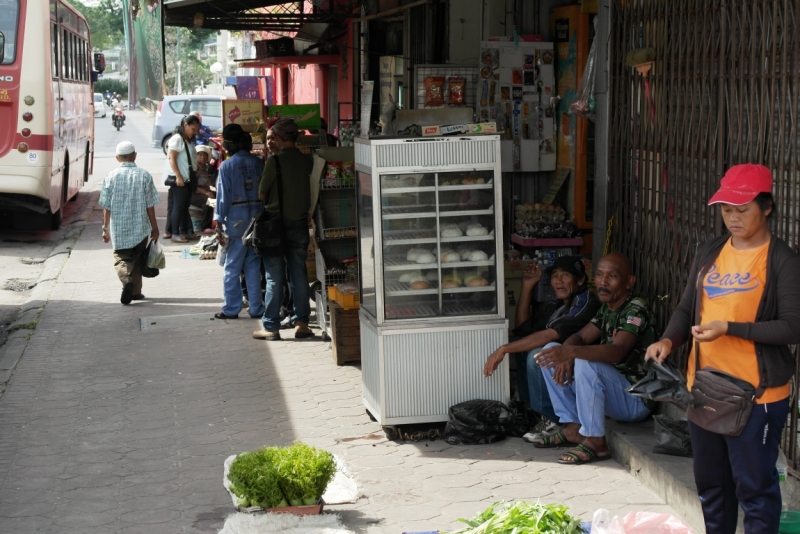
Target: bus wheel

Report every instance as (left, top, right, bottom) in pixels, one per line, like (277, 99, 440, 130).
(51, 209, 62, 230)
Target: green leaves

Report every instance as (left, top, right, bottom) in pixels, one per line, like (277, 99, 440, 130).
(227, 442, 337, 510)
(445, 501, 585, 534)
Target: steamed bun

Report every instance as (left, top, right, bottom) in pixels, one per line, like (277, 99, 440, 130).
(415, 251, 436, 264)
(441, 226, 463, 237)
(468, 250, 489, 261)
(466, 225, 488, 236)
(399, 271, 425, 283)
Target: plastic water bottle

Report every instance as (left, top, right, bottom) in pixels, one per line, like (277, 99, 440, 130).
(777, 449, 789, 511)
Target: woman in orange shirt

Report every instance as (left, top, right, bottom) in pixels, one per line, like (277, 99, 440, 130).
(647, 164, 800, 534)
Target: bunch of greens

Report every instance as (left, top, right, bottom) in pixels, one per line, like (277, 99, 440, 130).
(275, 442, 337, 506)
(227, 442, 337, 509)
(228, 448, 288, 509)
(446, 501, 585, 534)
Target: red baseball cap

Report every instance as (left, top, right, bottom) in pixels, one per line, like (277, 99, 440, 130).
(708, 164, 773, 206)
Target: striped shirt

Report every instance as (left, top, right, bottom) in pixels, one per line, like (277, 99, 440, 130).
(98, 162, 161, 250)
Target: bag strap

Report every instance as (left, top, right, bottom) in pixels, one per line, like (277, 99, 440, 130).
(272, 155, 284, 220)
(182, 138, 194, 173)
(694, 258, 763, 400)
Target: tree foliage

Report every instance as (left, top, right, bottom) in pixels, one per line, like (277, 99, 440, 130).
(163, 26, 219, 94)
(70, 0, 125, 51)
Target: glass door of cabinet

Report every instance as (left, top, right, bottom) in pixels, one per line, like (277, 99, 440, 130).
(379, 170, 498, 321)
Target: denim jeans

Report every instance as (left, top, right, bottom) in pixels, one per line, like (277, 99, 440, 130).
(170, 184, 192, 238)
(514, 347, 558, 421)
(222, 237, 264, 317)
(691, 399, 788, 534)
(540, 342, 651, 437)
(261, 218, 310, 332)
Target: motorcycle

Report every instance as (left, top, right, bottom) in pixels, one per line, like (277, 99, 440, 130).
(112, 109, 124, 131)
(208, 137, 224, 170)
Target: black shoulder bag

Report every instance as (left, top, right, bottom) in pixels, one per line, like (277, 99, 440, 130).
(685, 262, 760, 436)
(242, 156, 285, 257)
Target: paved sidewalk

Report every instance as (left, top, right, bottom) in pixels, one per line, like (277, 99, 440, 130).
(0, 194, 683, 534)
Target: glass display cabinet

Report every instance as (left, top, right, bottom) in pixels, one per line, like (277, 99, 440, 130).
(355, 135, 509, 426)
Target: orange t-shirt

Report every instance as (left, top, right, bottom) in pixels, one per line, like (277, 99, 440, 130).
(687, 239, 789, 404)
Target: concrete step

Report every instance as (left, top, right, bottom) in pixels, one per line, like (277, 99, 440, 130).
(606, 418, 706, 532)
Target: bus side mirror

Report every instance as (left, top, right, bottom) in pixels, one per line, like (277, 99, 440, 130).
(94, 53, 106, 73)
(0, 32, 5, 64)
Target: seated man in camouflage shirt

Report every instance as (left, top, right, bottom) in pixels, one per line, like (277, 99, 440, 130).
(532, 253, 658, 465)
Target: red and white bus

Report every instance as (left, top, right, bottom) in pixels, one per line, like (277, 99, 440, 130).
(0, 0, 94, 230)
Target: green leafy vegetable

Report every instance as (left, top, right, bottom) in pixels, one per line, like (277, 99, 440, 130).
(444, 501, 585, 534)
(227, 442, 337, 509)
(275, 442, 337, 505)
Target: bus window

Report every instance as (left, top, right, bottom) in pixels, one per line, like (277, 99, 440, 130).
(51, 23, 59, 78)
(62, 29, 68, 78)
(0, 0, 20, 64)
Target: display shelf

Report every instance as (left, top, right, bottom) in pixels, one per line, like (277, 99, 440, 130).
(384, 282, 439, 297)
(383, 255, 495, 271)
(381, 186, 436, 195)
(437, 184, 493, 192)
(442, 302, 498, 315)
(385, 303, 439, 319)
(442, 284, 496, 293)
(321, 182, 356, 190)
(438, 209, 494, 217)
(510, 235, 584, 247)
(440, 234, 495, 243)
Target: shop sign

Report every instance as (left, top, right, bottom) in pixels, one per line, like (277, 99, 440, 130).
(267, 104, 321, 130)
(222, 99, 264, 130)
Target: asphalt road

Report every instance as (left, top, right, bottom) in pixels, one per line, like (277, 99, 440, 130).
(0, 107, 163, 336)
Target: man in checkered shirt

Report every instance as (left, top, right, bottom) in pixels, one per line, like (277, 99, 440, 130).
(530, 253, 659, 466)
(99, 142, 160, 305)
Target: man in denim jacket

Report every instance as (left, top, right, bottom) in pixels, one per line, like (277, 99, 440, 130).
(214, 124, 265, 319)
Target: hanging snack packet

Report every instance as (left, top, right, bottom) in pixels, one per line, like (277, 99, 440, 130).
(424, 76, 446, 107)
(448, 76, 466, 106)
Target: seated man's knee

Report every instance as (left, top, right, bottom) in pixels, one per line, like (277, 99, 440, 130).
(573, 358, 602, 379)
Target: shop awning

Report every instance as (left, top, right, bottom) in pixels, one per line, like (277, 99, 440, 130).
(163, 0, 355, 31)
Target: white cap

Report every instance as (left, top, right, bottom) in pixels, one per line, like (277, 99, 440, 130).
(116, 141, 135, 155)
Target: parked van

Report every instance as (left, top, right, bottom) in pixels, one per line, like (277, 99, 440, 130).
(151, 95, 225, 153)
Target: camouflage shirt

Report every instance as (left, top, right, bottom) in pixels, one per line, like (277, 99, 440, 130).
(590, 295, 659, 383)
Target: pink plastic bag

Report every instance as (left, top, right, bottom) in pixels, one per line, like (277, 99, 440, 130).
(621, 511, 695, 533)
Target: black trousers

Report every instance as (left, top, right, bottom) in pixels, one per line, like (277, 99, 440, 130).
(690, 398, 788, 534)
(169, 184, 192, 237)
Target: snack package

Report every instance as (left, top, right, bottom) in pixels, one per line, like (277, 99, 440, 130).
(325, 161, 342, 187)
(424, 76, 446, 107)
(448, 76, 466, 106)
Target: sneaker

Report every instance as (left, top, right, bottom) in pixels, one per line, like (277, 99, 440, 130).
(120, 281, 134, 305)
(522, 418, 561, 443)
(294, 322, 315, 339)
(253, 329, 281, 341)
(280, 316, 294, 329)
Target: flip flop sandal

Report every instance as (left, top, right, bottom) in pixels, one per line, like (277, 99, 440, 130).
(214, 312, 239, 320)
(557, 443, 613, 465)
(533, 429, 579, 449)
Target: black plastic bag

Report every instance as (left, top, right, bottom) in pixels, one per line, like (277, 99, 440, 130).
(443, 400, 511, 445)
(505, 400, 540, 438)
(627, 360, 695, 408)
(653, 415, 693, 457)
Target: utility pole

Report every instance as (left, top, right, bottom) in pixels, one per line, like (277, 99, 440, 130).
(176, 27, 182, 94)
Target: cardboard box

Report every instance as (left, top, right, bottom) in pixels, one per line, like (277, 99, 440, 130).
(222, 99, 264, 130)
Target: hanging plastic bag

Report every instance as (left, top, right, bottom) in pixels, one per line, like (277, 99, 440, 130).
(442, 400, 511, 445)
(591, 509, 626, 534)
(569, 18, 599, 121)
(620, 511, 696, 533)
(147, 238, 166, 269)
(141, 240, 160, 278)
(627, 360, 695, 408)
(653, 415, 693, 458)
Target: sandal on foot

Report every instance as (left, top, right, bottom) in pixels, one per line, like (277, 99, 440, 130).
(557, 443, 612, 465)
(533, 429, 578, 448)
(163, 233, 172, 239)
(214, 312, 239, 320)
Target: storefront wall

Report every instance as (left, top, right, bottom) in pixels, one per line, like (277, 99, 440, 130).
(607, 0, 800, 469)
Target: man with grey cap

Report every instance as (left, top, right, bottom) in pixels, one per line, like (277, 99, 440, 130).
(98, 141, 160, 305)
(253, 118, 315, 341)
